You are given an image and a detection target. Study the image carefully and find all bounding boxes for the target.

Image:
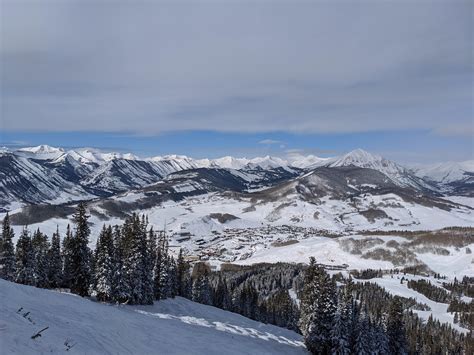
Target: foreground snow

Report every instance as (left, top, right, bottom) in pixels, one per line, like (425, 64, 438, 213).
(0, 280, 305, 355)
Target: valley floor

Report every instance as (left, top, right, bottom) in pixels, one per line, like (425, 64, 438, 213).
(0, 279, 305, 355)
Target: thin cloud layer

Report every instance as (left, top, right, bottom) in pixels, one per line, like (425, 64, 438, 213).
(1, 1, 472, 136)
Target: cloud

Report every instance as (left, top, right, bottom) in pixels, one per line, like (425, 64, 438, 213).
(285, 148, 339, 158)
(1, 1, 471, 136)
(432, 125, 474, 138)
(0, 140, 30, 147)
(258, 139, 283, 145)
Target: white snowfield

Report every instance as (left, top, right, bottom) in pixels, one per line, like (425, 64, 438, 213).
(6, 192, 473, 249)
(3, 193, 473, 274)
(0, 279, 305, 355)
(236, 235, 474, 278)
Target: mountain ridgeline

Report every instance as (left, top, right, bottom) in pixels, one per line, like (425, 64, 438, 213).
(1, 146, 472, 214)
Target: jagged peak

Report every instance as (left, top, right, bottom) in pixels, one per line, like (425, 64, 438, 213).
(17, 144, 64, 154)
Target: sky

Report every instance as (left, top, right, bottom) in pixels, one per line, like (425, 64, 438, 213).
(1, 0, 473, 163)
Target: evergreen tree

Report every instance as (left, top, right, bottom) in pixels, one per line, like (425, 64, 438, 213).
(372, 322, 390, 355)
(0, 213, 16, 281)
(15, 227, 35, 285)
(331, 278, 353, 354)
(354, 309, 372, 354)
(153, 234, 163, 300)
(192, 273, 212, 305)
(47, 227, 62, 288)
(300, 257, 318, 338)
(61, 224, 74, 288)
(300, 257, 337, 355)
(112, 225, 131, 303)
(31, 228, 49, 288)
(120, 214, 153, 304)
(168, 256, 178, 298)
(94, 225, 115, 301)
(214, 276, 232, 311)
(153, 232, 173, 300)
(70, 203, 92, 296)
(176, 248, 191, 298)
(158, 239, 173, 300)
(140, 219, 154, 304)
(386, 296, 408, 355)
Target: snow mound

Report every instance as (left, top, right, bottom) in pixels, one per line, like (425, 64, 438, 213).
(0, 279, 305, 355)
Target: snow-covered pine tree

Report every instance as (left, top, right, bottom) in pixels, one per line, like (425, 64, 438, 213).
(159, 235, 176, 299)
(158, 246, 171, 299)
(47, 227, 62, 288)
(31, 228, 50, 288)
(94, 225, 115, 302)
(122, 214, 142, 304)
(154, 232, 173, 300)
(331, 278, 353, 354)
(300, 257, 337, 355)
(372, 321, 390, 355)
(140, 218, 154, 304)
(354, 308, 372, 354)
(61, 224, 74, 288)
(153, 234, 163, 300)
(112, 225, 131, 303)
(192, 273, 212, 305)
(214, 276, 232, 311)
(176, 248, 191, 298)
(0, 213, 16, 281)
(168, 256, 178, 298)
(15, 227, 35, 285)
(386, 296, 408, 355)
(70, 203, 92, 296)
(147, 227, 157, 270)
(120, 214, 154, 305)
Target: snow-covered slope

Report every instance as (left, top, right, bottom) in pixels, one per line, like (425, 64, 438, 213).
(288, 154, 331, 169)
(2, 145, 473, 211)
(414, 160, 474, 184)
(0, 279, 304, 355)
(356, 275, 469, 334)
(15, 145, 65, 161)
(413, 160, 474, 196)
(1, 147, 304, 208)
(327, 149, 436, 192)
(0, 152, 94, 210)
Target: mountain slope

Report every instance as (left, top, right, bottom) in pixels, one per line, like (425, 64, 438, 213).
(1, 145, 472, 211)
(413, 160, 474, 196)
(0, 279, 304, 355)
(414, 160, 474, 183)
(327, 149, 437, 192)
(0, 152, 93, 210)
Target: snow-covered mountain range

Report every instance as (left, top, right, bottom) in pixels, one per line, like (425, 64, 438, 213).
(1, 144, 473, 271)
(1, 145, 472, 211)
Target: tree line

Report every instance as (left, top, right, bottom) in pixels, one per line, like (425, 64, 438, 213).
(0, 203, 191, 304)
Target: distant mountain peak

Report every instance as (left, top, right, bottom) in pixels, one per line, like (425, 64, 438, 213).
(15, 145, 65, 160)
(18, 144, 63, 153)
(330, 149, 385, 167)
